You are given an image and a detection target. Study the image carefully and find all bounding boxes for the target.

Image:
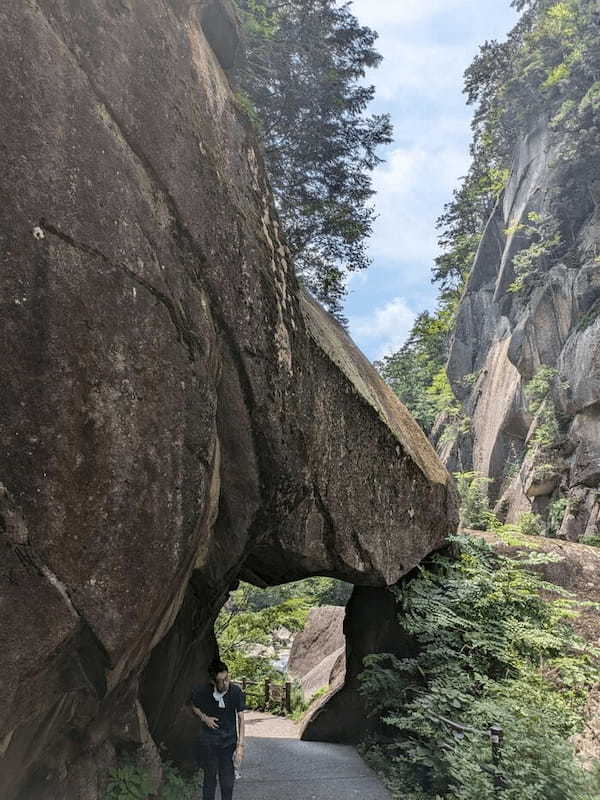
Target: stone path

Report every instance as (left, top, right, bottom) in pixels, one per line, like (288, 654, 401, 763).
(233, 712, 391, 800)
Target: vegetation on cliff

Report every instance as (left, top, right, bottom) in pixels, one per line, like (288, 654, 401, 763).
(378, 0, 600, 438)
(234, 0, 393, 318)
(359, 536, 600, 799)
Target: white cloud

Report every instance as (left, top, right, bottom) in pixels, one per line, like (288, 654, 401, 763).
(367, 143, 471, 266)
(370, 40, 470, 99)
(350, 296, 417, 360)
(341, 0, 518, 362)
(350, 0, 463, 26)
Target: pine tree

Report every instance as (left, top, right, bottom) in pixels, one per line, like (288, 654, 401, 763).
(235, 0, 393, 319)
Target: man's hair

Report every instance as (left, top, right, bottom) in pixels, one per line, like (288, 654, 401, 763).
(208, 658, 229, 679)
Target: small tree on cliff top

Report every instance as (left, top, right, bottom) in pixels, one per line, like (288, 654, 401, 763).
(235, 0, 393, 319)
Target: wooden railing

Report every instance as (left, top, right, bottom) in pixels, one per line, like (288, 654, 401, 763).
(237, 678, 292, 713)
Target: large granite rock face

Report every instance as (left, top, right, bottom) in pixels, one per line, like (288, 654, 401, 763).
(0, 2, 458, 797)
(442, 114, 600, 538)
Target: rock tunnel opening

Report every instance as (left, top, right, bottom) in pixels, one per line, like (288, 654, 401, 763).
(139, 549, 423, 770)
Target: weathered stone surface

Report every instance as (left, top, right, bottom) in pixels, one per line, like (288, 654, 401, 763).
(0, 2, 458, 796)
(300, 585, 418, 743)
(441, 106, 600, 539)
(288, 606, 345, 679)
(296, 647, 346, 701)
(288, 606, 346, 698)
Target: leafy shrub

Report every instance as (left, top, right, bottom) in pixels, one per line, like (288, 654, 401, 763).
(582, 535, 600, 548)
(158, 764, 199, 800)
(453, 471, 498, 531)
(358, 536, 600, 800)
(103, 761, 200, 800)
(506, 212, 562, 293)
(288, 685, 329, 721)
(518, 512, 544, 537)
(103, 764, 154, 800)
(547, 497, 569, 537)
(524, 366, 558, 415)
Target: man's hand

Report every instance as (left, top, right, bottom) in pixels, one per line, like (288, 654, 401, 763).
(234, 743, 245, 765)
(203, 715, 220, 730)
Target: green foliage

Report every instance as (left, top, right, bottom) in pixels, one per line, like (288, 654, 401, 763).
(102, 761, 199, 800)
(216, 577, 352, 690)
(359, 536, 600, 800)
(453, 472, 499, 531)
(547, 496, 569, 536)
(217, 585, 310, 688)
(576, 299, 600, 331)
(158, 764, 199, 800)
(233, 90, 260, 126)
(507, 212, 562, 293)
(581, 535, 600, 548)
(288, 684, 329, 721)
(235, 0, 393, 317)
(237, 576, 352, 611)
(376, 311, 453, 434)
(518, 512, 544, 537)
(103, 764, 155, 800)
(524, 367, 561, 462)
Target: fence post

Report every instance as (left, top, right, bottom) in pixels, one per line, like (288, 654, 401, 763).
(242, 678, 247, 692)
(489, 724, 504, 795)
(284, 681, 291, 713)
(264, 678, 271, 708)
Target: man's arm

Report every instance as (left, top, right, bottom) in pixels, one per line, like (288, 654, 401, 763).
(235, 710, 245, 763)
(191, 698, 220, 729)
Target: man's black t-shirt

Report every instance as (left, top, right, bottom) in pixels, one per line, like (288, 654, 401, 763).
(191, 683, 246, 746)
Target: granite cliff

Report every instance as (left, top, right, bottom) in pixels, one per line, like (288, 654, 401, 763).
(438, 112, 600, 541)
(0, 1, 457, 797)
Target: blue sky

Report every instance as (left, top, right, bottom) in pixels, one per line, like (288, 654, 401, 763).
(345, 0, 519, 361)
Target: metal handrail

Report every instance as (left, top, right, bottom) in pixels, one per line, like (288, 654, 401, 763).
(426, 712, 505, 795)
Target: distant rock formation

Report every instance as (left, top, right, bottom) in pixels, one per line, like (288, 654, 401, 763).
(287, 606, 346, 699)
(0, 1, 458, 797)
(439, 116, 600, 540)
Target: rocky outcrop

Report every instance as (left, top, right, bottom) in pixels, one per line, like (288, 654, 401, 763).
(443, 113, 600, 539)
(0, 2, 458, 797)
(287, 606, 346, 699)
(300, 585, 418, 743)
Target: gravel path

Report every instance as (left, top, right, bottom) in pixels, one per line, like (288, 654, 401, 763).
(233, 712, 391, 800)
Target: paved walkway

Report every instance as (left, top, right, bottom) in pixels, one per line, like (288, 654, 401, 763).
(234, 712, 391, 800)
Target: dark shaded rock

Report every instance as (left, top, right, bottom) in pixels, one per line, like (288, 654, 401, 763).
(300, 585, 417, 743)
(199, 1, 240, 70)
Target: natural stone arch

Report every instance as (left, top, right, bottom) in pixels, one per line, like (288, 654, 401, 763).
(0, 2, 457, 797)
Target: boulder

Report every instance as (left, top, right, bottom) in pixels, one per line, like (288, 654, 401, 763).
(287, 606, 346, 698)
(0, 2, 458, 796)
(300, 585, 419, 743)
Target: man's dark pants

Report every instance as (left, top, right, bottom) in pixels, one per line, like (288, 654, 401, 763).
(196, 739, 236, 800)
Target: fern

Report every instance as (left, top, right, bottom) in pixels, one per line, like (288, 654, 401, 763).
(359, 536, 600, 799)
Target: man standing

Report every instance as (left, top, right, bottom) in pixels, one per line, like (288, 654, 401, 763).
(191, 659, 246, 800)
